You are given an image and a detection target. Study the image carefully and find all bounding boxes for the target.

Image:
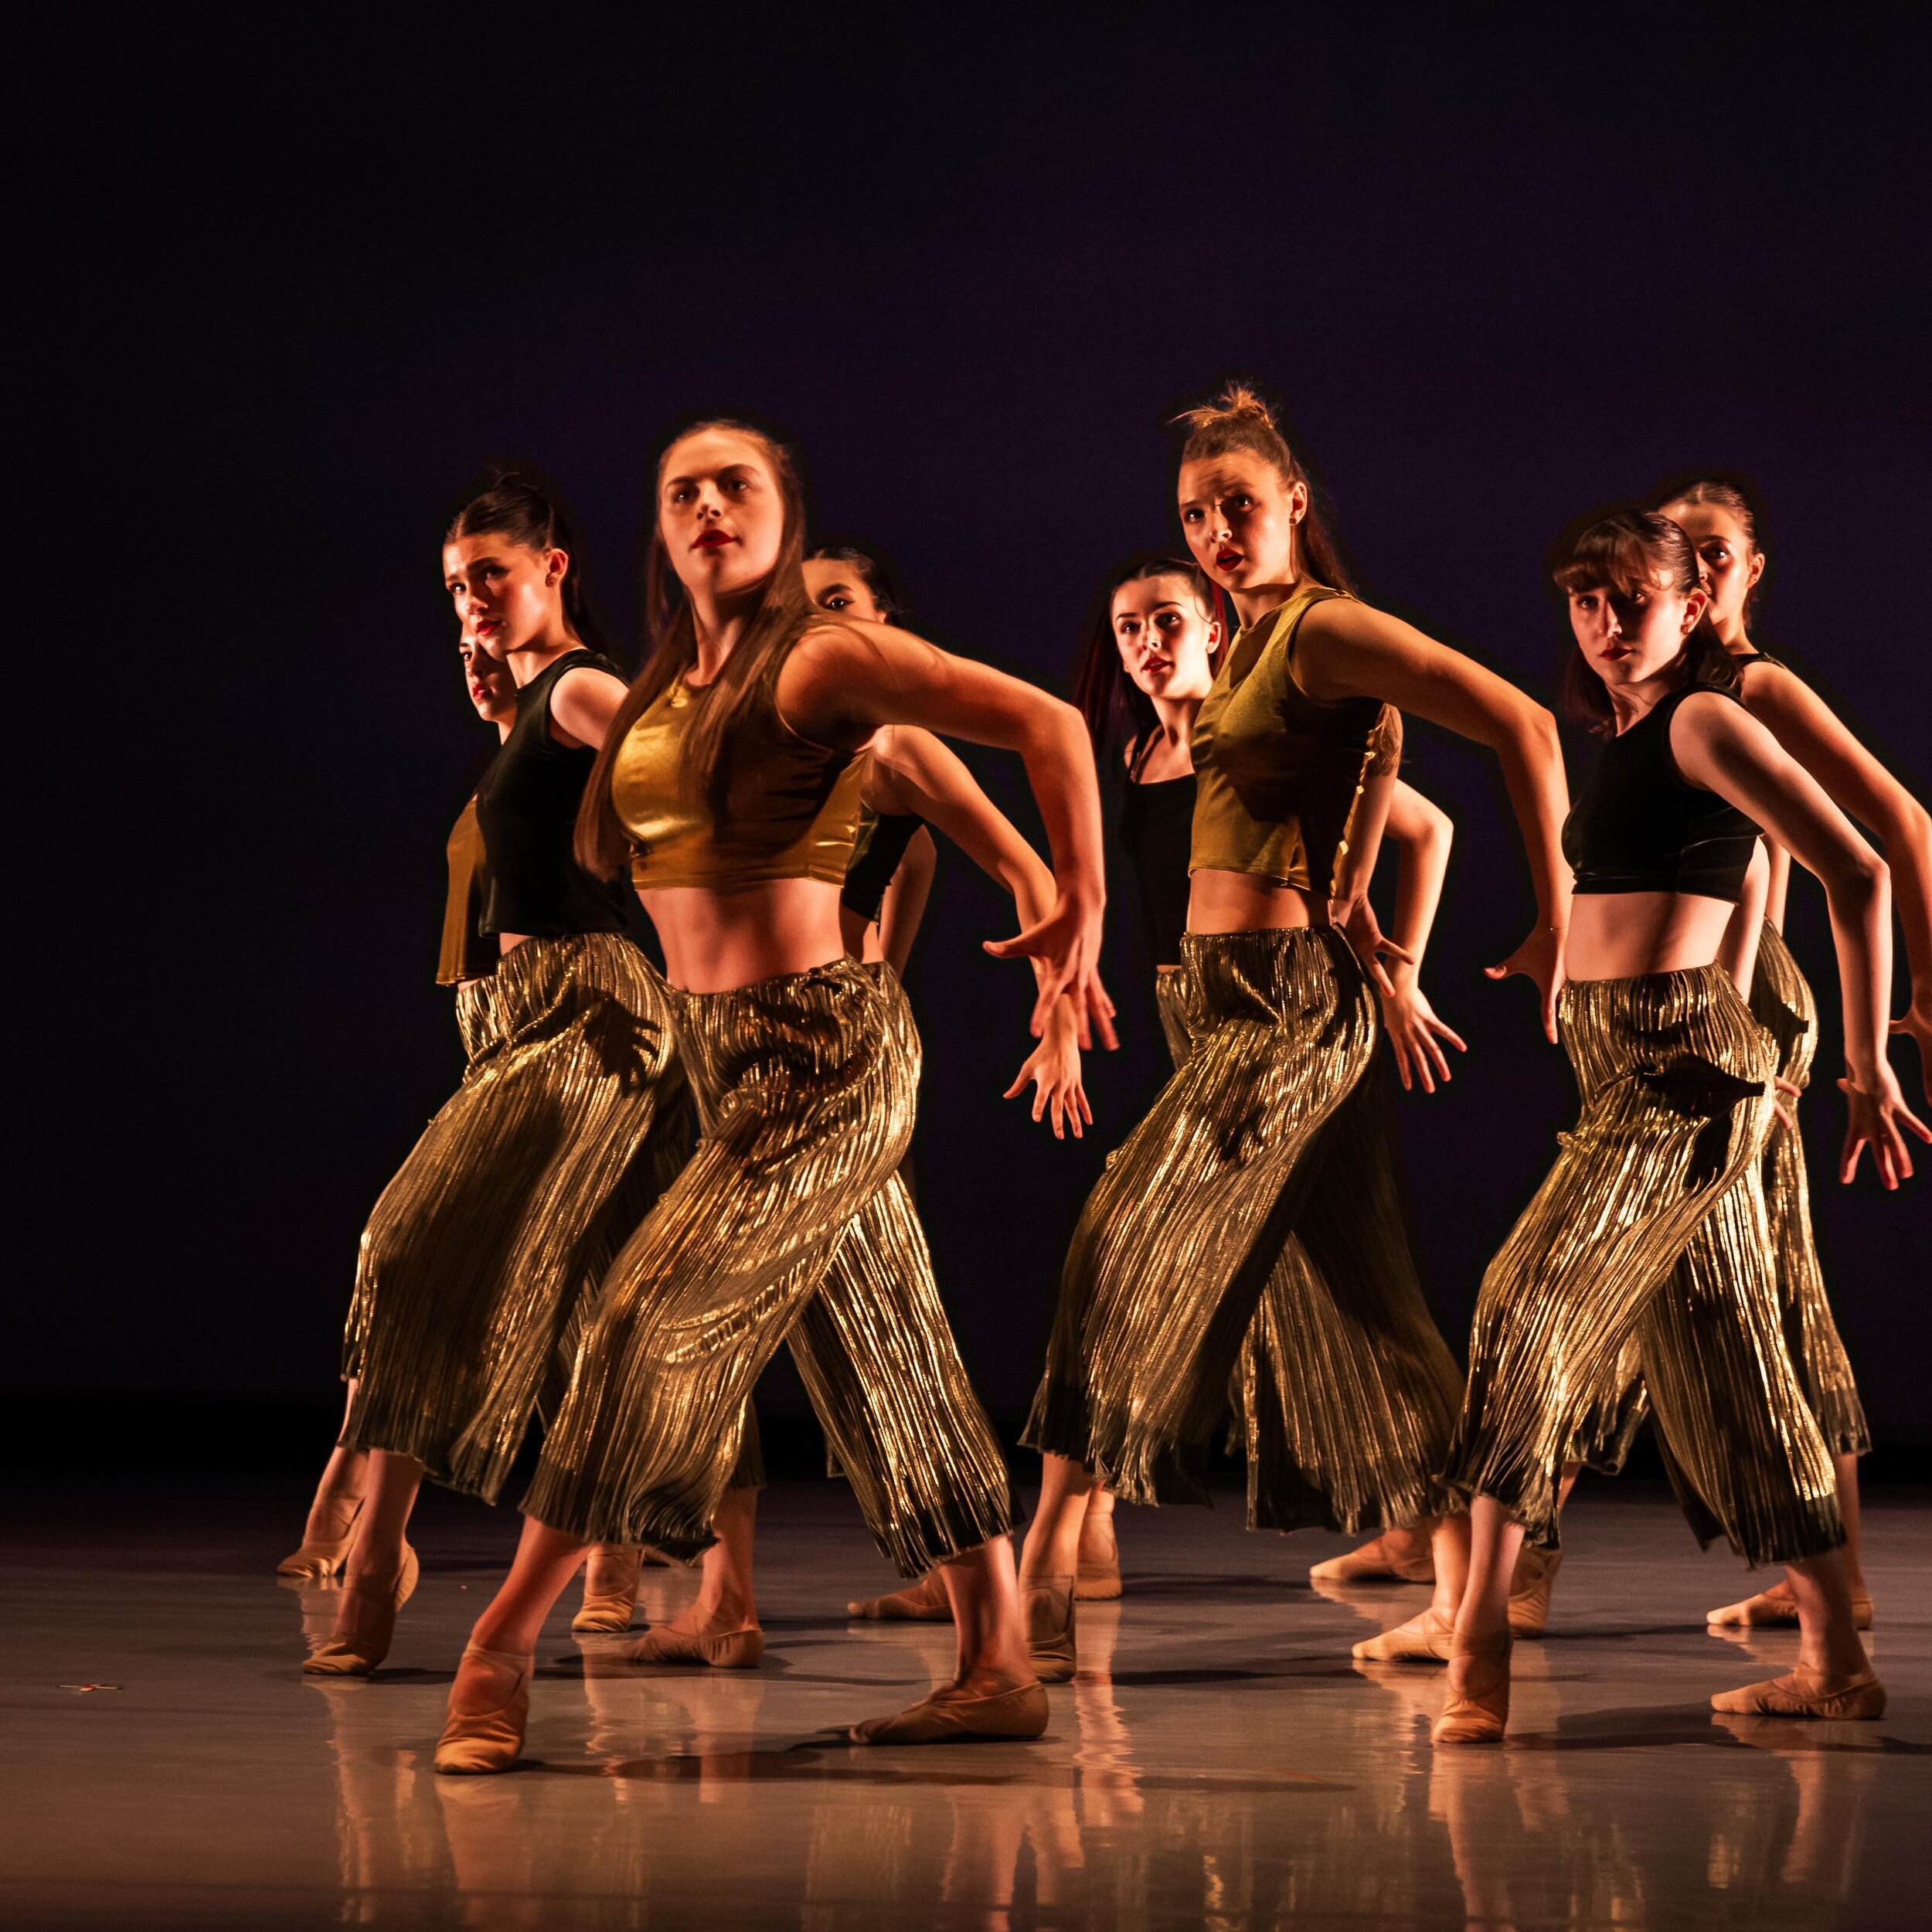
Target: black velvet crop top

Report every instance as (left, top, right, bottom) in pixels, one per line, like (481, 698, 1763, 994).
(473, 648, 628, 938)
(1120, 770, 1195, 968)
(842, 805, 926, 923)
(1562, 685, 1761, 903)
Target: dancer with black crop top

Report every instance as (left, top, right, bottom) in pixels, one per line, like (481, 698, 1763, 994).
(305, 478, 698, 1679)
(277, 633, 521, 1582)
(1434, 507, 1926, 1744)
(1014, 388, 1572, 1685)
(430, 419, 1114, 1772)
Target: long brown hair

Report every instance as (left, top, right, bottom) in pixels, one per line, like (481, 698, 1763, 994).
(574, 419, 815, 880)
(1072, 554, 1222, 776)
(1550, 505, 1741, 733)
(1174, 383, 1356, 595)
(444, 470, 616, 658)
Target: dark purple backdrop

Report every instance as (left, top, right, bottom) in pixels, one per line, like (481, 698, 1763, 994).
(14, 15, 1927, 1447)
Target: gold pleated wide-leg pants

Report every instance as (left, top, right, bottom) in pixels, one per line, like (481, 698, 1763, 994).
(1442, 967, 1843, 1564)
(342, 932, 692, 1503)
(523, 959, 1012, 1575)
(1026, 928, 1460, 1529)
(1575, 922, 1870, 1476)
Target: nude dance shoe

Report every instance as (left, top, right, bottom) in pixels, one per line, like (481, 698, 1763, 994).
(1024, 1574, 1077, 1684)
(1431, 1632, 1512, 1746)
(627, 1619, 765, 1669)
(277, 1496, 366, 1580)
(303, 1544, 420, 1676)
(846, 1570, 952, 1621)
(1352, 1605, 1454, 1663)
(847, 1673, 1049, 1745)
(1310, 1529, 1436, 1587)
(434, 1645, 532, 1774)
(1076, 1511, 1123, 1601)
(1507, 1545, 1563, 1638)
(1710, 1667, 1886, 1720)
(1707, 1580, 1874, 1631)
(572, 1546, 644, 1634)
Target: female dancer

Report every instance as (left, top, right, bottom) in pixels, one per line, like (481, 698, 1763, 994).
(1015, 387, 1570, 1681)
(306, 476, 696, 1676)
(430, 418, 1114, 1771)
(617, 542, 1094, 1661)
(1434, 506, 1925, 1744)
(1656, 477, 1930, 1633)
(277, 634, 521, 1580)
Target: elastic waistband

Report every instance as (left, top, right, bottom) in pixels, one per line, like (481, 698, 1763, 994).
(1560, 964, 1770, 1090)
(665, 954, 877, 1015)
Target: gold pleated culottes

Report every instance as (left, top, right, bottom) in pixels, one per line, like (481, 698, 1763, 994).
(342, 932, 691, 1502)
(522, 959, 1012, 1575)
(1578, 923, 1871, 1475)
(1443, 967, 1843, 1565)
(1026, 928, 1461, 1530)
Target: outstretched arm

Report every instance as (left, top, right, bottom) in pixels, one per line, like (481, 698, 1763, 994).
(780, 622, 1116, 1049)
(1675, 693, 1928, 1186)
(869, 730, 1091, 1138)
(1297, 599, 1572, 1042)
(1741, 659, 1932, 1104)
(1376, 782, 1467, 1093)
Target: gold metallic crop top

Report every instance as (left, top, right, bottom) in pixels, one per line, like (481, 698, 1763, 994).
(611, 656, 866, 892)
(1189, 585, 1400, 893)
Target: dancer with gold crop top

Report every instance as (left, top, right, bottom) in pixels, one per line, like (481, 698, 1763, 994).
(277, 633, 521, 1582)
(1433, 507, 1925, 1745)
(306, 477, 696, 1679)
(1015, 386, 1572, 1685)
(431, 419, 1115, 1773)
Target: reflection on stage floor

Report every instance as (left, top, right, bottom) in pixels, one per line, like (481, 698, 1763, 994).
(3, 1477, 1927, 1928)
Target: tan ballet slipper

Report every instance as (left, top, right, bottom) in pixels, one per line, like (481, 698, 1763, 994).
(1075, 1511, 1122, 1601)
(1352, 1604, 1454, 1663)
(277, 1495, 366, 1580)
(627, 1617, 765, 1669)
(1706, 1580, 1874, 1631)
(1710, 1666, 1886, 1719)
(303, 1545, 420, 1676)
(847, 1672, 1048, 1745)
(1024, 1573, 1077, 1684)
(1309, 1529, 1437, 1587)
(572, 1546, 644, 1634)
(1431, 1631, 1512, 1746)
(1507, 1544, 1563, 1638)
(434, 1645, 532, 1775)
(845, 1570, 952, 1621)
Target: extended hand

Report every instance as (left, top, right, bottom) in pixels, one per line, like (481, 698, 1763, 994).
(985, 886, 1118, 1052)
(1379, 978, 1468, 1094)
(1332, 893, 1414, 999)
(1484, 925, 1566, 1044)
(1002, 1002, 1092, 1141)
(1837, 1065, 1931, 1189)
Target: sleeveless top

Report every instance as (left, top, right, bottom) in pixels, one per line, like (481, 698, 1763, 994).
(473, 648, 628, 938)
(435, 798, 498, 985)
(1189, 586, 1400, 892)
(1120, 770, 1195, 968)
(612, 641, 866, 892)
(842, 804, 926, 923)
(1563, 685, 1760, 903)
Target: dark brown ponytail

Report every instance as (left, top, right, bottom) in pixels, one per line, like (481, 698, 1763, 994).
(444, 470, 616, 659)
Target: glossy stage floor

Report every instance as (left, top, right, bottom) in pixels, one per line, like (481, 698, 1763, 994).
(4, 1475, 1928, 1930)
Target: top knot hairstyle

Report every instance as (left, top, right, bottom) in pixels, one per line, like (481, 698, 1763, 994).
(805, 542, 907, 622)
(444, 470, 616, 658)
(1549, 505, 1741, 733)
(573, 417, 815, 880)
(1174, 383, 1356, 596)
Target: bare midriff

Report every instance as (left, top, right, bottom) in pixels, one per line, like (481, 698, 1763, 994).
(638, 877, 849, 993)
(1566, 892, 1737, 982)
(1186, 869, 1323, 938)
